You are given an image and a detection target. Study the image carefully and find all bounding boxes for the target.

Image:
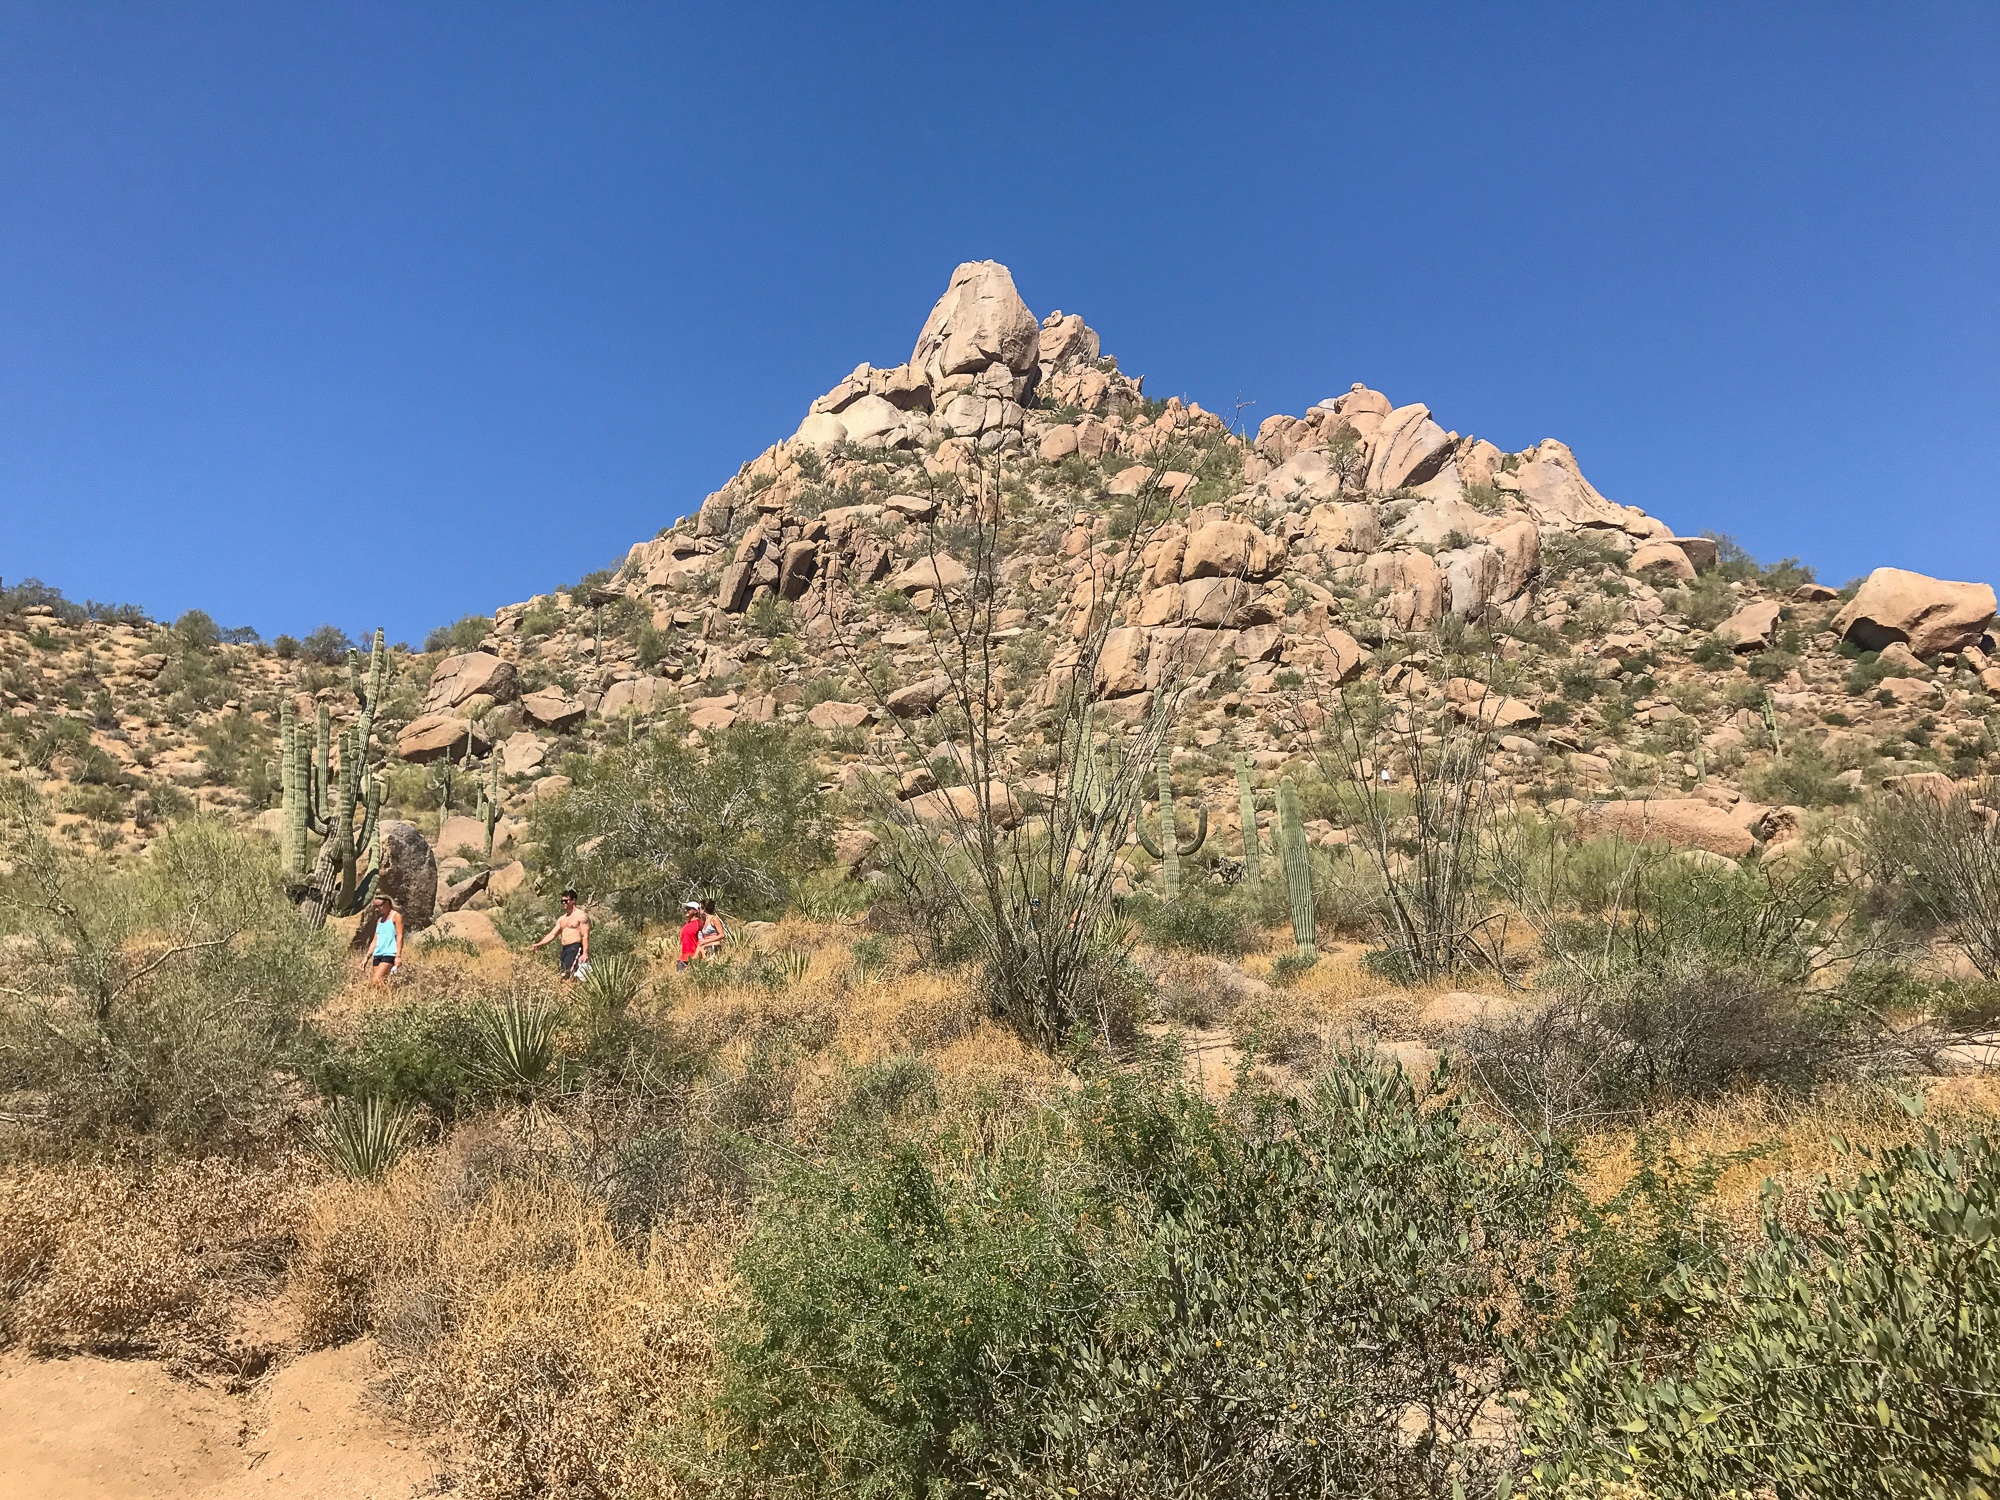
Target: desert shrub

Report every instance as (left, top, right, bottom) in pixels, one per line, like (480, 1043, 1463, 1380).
(534, 722, 831, 924)
(312, 994, 492, 1120)
(0, 1157, 308, 1371)
(1541, 532, 1629, 583)
(172, 608, 221, 652)
(300, 624, 356, 665)
(424, 614, 493, 655)
(1463, 956, 1851, 1134)
(1859, 788, 2000, 979)
(1747, 738, 1855, 806)
(290, 1152, 730, 1498)
(0, 787, 340, 1151)
(716, 1054, 1565, 1498)
(1515, 1123, 2000, 1498)
(1127, 890, 1254, 955)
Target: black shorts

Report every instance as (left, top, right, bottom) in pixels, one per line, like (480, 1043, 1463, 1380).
(559, 942, 583, 977)
(371, 955, 395, 969)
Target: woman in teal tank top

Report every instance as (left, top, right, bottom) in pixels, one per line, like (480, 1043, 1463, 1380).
(368, 894, 402, 988)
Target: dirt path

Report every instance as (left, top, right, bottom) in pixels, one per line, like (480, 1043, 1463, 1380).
(0, 1340, 438, 1500)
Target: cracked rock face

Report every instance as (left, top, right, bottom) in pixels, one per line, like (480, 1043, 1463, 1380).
(912, 260, 1043, 406)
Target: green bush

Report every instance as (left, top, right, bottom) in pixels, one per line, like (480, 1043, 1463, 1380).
(533, 722, 831, 924)
(1515, 1122, 2000, 1498)
(0, 788, 340, 1150)
(423, 614, 493, 655)
(310, 996, 490, 1120)
(1128, 891, 1255, 955)
(718, 1055, 1565, 1499)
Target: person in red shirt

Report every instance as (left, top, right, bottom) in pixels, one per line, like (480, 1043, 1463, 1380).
(676, 901, 703, 972)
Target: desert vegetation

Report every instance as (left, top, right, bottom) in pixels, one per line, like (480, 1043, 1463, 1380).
(4, 262, 2000, 1495)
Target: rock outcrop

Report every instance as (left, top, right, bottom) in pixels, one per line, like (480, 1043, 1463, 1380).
(1832, 567, 1997, 657)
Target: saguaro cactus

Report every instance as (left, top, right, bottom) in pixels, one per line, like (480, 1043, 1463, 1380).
(1235, 754, 1262, 885)
(1136, 743, 1207, 899)
(280, 629, 390, 923)
(1277, 775, 1316, 963)
(478, 749, 501, 864)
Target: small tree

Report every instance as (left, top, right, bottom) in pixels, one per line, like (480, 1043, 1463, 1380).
(533, 720, 830, 923)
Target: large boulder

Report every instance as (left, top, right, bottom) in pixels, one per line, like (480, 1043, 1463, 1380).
(1493, 439, 1632, 531)
(500, 731, 547, 776)
(424, 650, 518, 714)
(398, 714, 488, 764)
(372, 820, 437, 931)
(807, 700, 871, 730)
(885, 675, 952, 717)
(1716, 599, 1782, 650)
(599, 676, 672, 719)
(1096, 626, 1149, 696)
(1037, 310, 1100, 373)
(1831, 567, 1997, 657)
(911, 260, 1042, 404)
(884, 555, 969, 594)
(1181, 520, 1286, 582)
(1445, 679, 1540, 730)
(520, 688, 586, 731)
(1483, 517, 1541, 602)
(1628, 539, 1697, 582)
(905, 782, 1024, 831)
(1364, 403, 1455, 492)
(1570, 798, 1757, 860)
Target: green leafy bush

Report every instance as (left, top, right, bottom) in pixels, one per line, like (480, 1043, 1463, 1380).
(1515, 1122, 2000, 1498)
(423, 614, 493, 654)
(719, 1055, 1565, 1499)
(533, 722, 832, 924)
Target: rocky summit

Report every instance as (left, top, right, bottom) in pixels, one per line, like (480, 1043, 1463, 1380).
(6, 258, 1999, 888)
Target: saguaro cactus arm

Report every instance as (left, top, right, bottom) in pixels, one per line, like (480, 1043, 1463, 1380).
(1136, 743, 1207, 898)
(1278, 775, 1317, 963)
(1235, 754, 1262, 885)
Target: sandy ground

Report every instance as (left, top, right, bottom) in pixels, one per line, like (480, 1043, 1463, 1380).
(0, 1339, 439, 1500)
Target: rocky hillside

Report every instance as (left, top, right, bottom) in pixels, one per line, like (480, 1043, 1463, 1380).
(6, 257, 1999, 902)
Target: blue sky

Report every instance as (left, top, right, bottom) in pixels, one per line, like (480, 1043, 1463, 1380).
(2, 2, 1994, 645)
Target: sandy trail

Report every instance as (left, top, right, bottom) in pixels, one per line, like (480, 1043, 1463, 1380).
(0, 1340, 438, 1500)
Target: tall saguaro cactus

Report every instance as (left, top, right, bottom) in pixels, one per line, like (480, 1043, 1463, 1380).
(1277, 775, 1316, 963)
(280, 629, 391, 924)
(1136, 743, 1207, 899)
(478, 748, 501, 864)
(1235, 754, 1262, 885)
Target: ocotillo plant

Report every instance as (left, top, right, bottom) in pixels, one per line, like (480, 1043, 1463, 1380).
(1235, 754, 1262, 884)
(1277, 775, 1316, 963)
(279, 629, 390, 923)
(1136, 742, 1207, 899)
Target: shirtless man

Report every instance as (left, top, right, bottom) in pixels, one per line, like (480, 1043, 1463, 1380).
(532, 889, 590, 979)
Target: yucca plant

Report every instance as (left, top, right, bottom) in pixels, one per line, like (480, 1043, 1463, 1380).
(478, 995, 562, 1106)
(578, 950, 644, 1015)
(770, 948, 813, 988)
(310, 1095, 414, 1180)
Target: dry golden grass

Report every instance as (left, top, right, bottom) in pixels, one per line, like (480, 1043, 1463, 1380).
(0, 1155, 310, 1374)
(289, 1129, 732, 1500)
(1574, 1074, 2000, 1243)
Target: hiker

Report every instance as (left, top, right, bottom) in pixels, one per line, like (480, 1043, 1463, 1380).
(697, 898, 728, 961)
(531, 889, 591, 979)
(676, 900, 703, 972)
(367, 893, 402, 988)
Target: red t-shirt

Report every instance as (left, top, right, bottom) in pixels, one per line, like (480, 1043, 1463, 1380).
(679, 915, 703, 960)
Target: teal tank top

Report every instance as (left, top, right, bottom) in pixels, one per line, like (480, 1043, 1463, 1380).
(373, 914, 398, 958)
